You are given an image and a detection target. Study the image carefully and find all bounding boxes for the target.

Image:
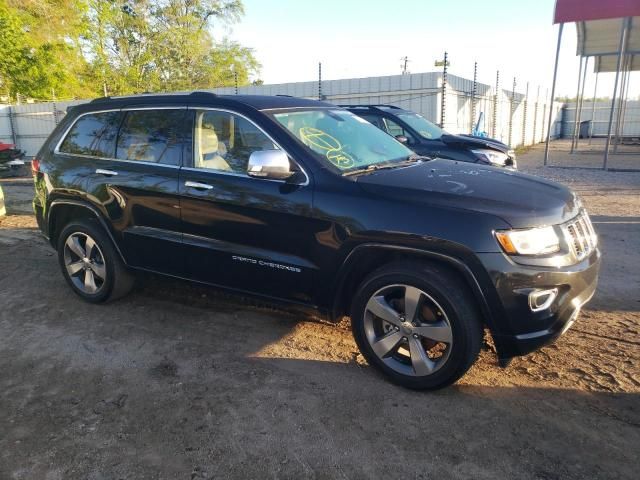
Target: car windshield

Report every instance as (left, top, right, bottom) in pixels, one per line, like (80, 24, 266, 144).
(395, 112, 444, 140)
(273, 109, 414, 173)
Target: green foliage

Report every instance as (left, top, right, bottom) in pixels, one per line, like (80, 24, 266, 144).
(0, 0, 260, 100)
(0, 0, 92, 99)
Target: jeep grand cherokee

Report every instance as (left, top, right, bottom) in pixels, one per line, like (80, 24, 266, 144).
(33, 93, 600, 390)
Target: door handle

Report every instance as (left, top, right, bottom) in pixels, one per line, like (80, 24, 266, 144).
(95, 169, 118, 176)
(185, 180, 213, 190)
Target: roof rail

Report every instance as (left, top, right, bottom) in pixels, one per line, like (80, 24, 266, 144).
(189, 91, 218, 98)
(338, 104, 403, 111)
(90, 91, 218, 103)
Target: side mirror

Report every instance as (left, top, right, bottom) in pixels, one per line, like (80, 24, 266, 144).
(395, 135, 409, 145)
(247, 150, 293, 180)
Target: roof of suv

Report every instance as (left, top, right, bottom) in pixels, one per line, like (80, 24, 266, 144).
(81, 92, 334, 112)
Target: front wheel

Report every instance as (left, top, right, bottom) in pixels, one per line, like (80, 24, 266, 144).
(351, 261, 482, 390)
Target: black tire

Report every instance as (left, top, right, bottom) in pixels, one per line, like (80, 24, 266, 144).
(350, 260, 482, 390)
(57, 218, 134, 303)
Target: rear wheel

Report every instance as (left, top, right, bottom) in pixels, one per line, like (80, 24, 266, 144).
(351, 261, 482, 390)
(57, 219, 134, 303)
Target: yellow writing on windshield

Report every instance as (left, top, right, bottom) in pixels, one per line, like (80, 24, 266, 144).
(299, 127, 355, 169)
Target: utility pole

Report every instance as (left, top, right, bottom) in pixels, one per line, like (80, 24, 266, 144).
(492, 70, 499, 138)
(532, 85, 540, 144)
(400, 56, 410, 75)
(522, 81, 529, 147)
(440, 52, 448, 128)
(471, 61, 478, 134)
(318, 62, 322, 100)
(234, 71, 239, 94)
(508, 77, 516, 147)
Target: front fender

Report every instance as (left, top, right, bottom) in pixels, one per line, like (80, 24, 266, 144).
(330, 243, 507, 340)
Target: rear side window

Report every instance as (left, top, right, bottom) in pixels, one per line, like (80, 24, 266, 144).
(116, 110, 185, 165)
(58, 112, 122, 157)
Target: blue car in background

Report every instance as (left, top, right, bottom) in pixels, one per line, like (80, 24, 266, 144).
(343, 104, 517, 168)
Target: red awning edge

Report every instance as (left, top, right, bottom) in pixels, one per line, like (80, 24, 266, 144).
(554, 0, 640, 24)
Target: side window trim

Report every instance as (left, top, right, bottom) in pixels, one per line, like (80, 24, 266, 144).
(54, 107, 187, 168)
(184, 107, 309, 186)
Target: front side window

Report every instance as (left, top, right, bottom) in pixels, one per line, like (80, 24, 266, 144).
(357, 113, 384, 129)
(396, 112, 444, 140)
(273, 109, 413, 173)
(116, 110, 185, 165)
(382, 118, 415, 143)
(59, 111, 122, 157)
(193, 110, 279, 174)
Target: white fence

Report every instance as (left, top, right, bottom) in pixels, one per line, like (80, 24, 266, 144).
(0, 72, 564, 157)
(562, 101, 640, 137)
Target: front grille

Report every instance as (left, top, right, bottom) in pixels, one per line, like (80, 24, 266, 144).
(563, 212, 597, 261)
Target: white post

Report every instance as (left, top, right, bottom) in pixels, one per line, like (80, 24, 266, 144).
(604, 17, 630, 170)
(544, 23, 564, 166)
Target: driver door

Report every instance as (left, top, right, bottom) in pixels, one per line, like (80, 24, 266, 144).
(178, 108, 318, 303)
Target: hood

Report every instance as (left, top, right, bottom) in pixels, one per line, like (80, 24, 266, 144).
(355, 159, 580, 228)
(441, 133, 510, 153)
(456, 134, 510, 150)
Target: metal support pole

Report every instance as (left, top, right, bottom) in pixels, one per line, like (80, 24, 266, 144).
(508, 77, 516, 147)
(570, 55, 585, 153)
(234, 72, 238, 94)
(492, 70, 499, 138)
(541, 89, 549, 143)
(544, 23, 564, 166)
(8, 105, 17, 145)
(522, 82, 529, 147)
(614, 56, 631, 152)
(440, 51, 448, 128)
(470, 61, 477, 134)
(604, 17, 630, 170)
(318, 62, 322, 100)
(588, 71, 599, 144)
(618, 64, 632, 146)
(573, 56, 588, 152)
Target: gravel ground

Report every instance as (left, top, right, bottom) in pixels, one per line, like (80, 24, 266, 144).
(0, 146, 639, 479)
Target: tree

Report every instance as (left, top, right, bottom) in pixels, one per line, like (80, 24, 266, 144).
(83, 0, 260, 96)
(0, 0, 260, 100)
(0, 0, 92, 99)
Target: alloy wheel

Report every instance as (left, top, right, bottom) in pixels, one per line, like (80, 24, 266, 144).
(363, 284, 453, 376)
(63, 232, 107, 294)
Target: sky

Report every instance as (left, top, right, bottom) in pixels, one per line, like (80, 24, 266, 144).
(215, 0, 637, 100)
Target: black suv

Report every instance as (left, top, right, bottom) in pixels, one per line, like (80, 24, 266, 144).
(343, 105, 517, 168)
(33, 93, 600, 390)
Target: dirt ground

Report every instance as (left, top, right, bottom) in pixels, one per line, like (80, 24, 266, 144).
(1, 145, 639, 479)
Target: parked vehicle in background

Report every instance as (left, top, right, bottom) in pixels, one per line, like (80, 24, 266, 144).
(33, 93, 599, 390)
(343, 105, 517, 168)
(0, 143, 26, 178)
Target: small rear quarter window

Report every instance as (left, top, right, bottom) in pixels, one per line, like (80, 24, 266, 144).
(58, 111, 122, 158)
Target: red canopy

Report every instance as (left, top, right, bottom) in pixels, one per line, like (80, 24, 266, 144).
(554, 0, 640, 24)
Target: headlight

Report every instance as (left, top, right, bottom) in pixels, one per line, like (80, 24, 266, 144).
(495, 226, 560, 256)
(471, 149, 509, 166)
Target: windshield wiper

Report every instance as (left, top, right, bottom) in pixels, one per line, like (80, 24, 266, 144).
(343, 155, 426, 176)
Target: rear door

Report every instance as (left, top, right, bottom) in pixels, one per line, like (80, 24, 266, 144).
(178, 108, 318, 303)
(82, 107, 187, 275)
